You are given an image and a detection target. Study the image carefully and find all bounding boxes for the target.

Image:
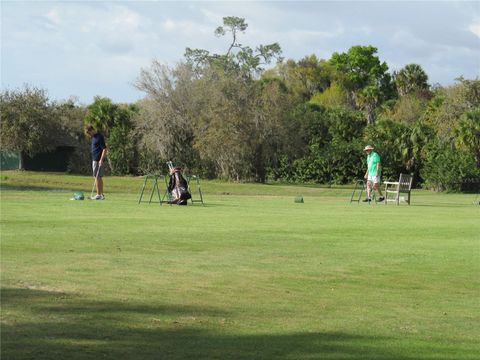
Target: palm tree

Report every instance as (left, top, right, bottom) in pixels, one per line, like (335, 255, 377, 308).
(395, 64, 429, 97)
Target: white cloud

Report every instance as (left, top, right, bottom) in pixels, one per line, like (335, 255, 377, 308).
(284, 27, 344, 41)
(2, 1, 479, 103)
(42, 3, 159, 57)
(469, 20, 480, 38)
(160, 18, 211, 37)
(162, 19, 176, 31)
(359, 25, 372, 36)
(199, 8, 224, 27)
(45, 8, 61, 27)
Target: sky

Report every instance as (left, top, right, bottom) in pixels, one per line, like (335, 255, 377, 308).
(1, 0, 479, 104)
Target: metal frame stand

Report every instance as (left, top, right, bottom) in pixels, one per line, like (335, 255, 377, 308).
(350, 179, 376, 204)
(350, 179, 365, 203)
(138, 175, 164, 204)
(162, 175, 173, 205)
(160, 174, 204, 206)
(187, 175, 205, 206)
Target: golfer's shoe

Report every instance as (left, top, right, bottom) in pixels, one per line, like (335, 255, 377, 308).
(378, 196, 385, 202)
(362, 197, 372, 202)
(91, 194, 104, 200)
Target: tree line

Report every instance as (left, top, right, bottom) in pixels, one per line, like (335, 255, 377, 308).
(1, 17, 479, 191)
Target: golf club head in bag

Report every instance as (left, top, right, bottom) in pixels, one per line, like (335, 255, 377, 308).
(166, 161, 176, 172)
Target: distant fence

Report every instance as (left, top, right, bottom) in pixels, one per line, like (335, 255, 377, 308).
(0, 151, 20, 170)
(454, 178, 480, 193)
(23, 146, 75, 172)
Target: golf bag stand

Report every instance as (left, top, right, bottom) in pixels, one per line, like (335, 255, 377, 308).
(350, 179, 365, 203)
(187, 175, 205, 206)
(138, 174, 164, 204)
(350, 179, 376, 204)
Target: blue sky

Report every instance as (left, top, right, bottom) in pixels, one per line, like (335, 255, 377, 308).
(1, 0, 479, 104)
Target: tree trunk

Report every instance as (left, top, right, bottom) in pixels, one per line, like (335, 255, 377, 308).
(254, 144, 266, 183)
(366, 105, 376, 125)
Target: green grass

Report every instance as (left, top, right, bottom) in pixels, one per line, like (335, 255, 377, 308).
(1, 171, 479, 359)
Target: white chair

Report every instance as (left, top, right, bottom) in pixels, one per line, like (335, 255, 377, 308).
(384, 173, 413, 205)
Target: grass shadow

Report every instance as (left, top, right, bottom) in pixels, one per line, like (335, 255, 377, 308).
(0, 184, 73, 192)
(2, 287, 474, 360)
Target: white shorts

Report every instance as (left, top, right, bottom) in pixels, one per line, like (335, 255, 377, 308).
(92, 161, 105, 177)
(367, 175, 380, 184)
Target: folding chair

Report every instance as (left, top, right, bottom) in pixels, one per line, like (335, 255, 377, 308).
(384, 173, 413, 205)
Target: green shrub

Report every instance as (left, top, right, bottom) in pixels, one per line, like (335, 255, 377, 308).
(421, 142, 480, 192)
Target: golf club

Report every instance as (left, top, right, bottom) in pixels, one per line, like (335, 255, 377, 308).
(89, 164, 101, 200)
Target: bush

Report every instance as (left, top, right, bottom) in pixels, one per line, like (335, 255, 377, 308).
(108, 125, 137, 175)
(421, 142, 480, 192)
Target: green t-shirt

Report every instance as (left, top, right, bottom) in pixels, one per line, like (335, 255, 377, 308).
(367, 151, 381, 177)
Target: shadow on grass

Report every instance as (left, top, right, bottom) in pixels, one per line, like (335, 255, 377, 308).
(1, 287, 475, 360)
(0, 184, 73, 192)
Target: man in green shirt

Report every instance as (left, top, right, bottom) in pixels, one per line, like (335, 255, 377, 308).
(363, 145, 385, 202)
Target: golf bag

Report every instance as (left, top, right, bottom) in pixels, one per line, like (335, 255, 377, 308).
(167, 167, 191, 205)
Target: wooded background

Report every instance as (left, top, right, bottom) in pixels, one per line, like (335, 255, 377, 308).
(1, 17, 479, 191)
